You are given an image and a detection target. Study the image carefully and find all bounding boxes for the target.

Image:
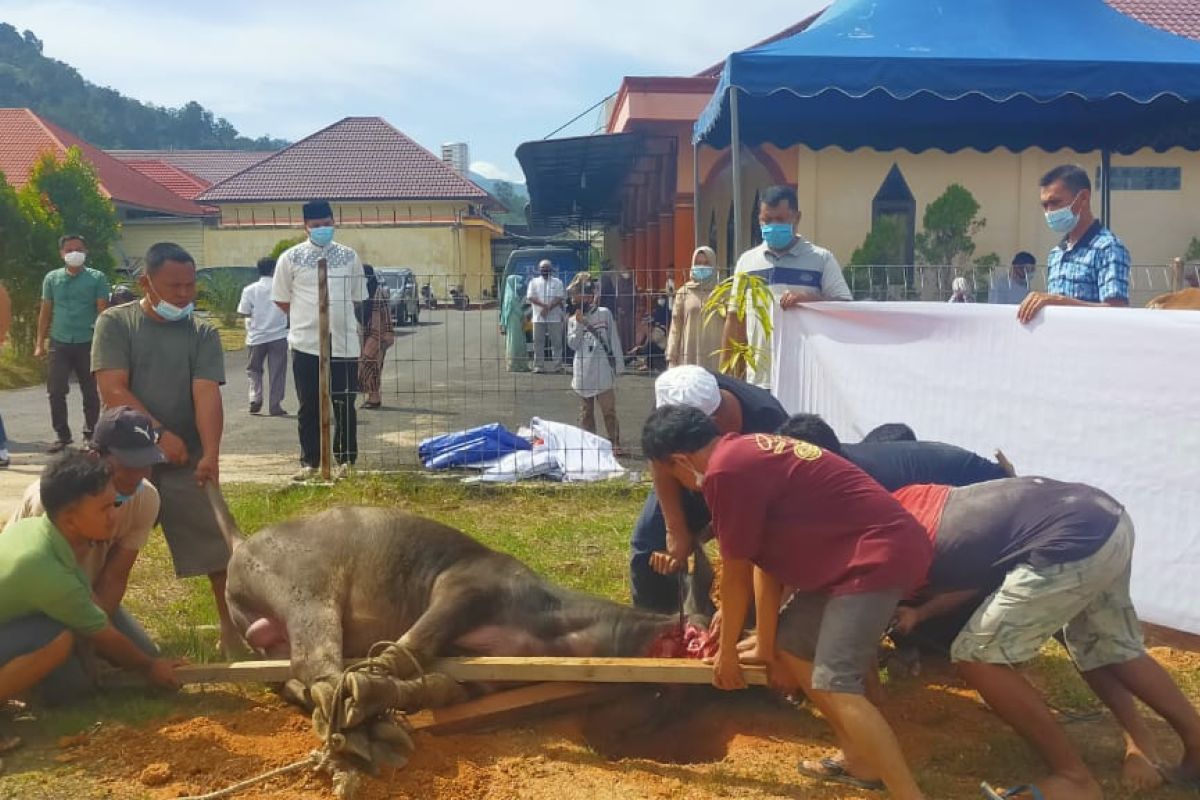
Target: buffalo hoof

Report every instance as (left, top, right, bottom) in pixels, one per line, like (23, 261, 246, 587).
(370, 740, 409, 771)
(281, 678, 313, 711)
(369, 719, 415, 753)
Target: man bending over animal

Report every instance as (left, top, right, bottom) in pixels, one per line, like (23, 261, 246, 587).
(890, 478, 1200, 799)
(642, 405, 932, 799)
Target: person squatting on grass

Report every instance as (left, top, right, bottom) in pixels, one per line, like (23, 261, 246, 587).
(641, 405, 931, 799)
(0, 452, 182, 765)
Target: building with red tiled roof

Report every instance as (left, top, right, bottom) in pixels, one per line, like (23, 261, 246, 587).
(120, 160, 212, 201)
(108, 149, 275, 184)
(193, 117, 502, 296)
(0, 108, 215, 268)
(1108, 0, 1200, 41)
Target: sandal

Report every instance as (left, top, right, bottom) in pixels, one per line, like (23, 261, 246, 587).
(796, 757, 885, 791)
(981, 782, 1045, 800)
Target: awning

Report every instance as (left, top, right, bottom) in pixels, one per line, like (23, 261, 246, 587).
(516, 133, 644, 227)
(694, 0, 1200, 153)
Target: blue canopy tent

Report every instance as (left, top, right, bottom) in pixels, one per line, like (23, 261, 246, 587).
(693, 0, 1200, 254)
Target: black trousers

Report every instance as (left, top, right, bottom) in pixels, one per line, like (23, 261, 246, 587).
(292, 350, 358, 467)
(47, 339, 99, 443)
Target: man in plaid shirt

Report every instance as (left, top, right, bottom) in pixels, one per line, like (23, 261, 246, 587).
(1018, 164, 1130, 324)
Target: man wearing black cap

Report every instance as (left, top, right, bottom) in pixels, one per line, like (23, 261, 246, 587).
(273, 200, 367, 481)
(7, 407, 165, 661)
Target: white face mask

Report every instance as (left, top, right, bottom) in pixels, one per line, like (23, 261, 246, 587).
(63, 251, 87, 269)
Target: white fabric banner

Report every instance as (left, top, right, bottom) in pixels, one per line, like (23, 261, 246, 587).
(772, 302, 1200, 635)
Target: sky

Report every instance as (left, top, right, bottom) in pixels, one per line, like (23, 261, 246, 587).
(0, 0, 827, 183)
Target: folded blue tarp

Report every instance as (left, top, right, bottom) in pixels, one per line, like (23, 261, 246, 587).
(418, 423, 532, 470)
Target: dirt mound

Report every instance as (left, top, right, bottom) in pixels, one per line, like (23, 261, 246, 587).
(60, 649, 1200, 800)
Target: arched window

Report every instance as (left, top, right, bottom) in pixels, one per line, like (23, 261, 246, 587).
(749, 190, 762, 248)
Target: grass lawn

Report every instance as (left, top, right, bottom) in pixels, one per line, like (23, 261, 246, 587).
(0, 346, 44, 390)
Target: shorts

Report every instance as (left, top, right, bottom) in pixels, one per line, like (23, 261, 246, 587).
(776, 589, 902, 694)
(153, 462, 234, 578)
(951, 511, 1144, 672)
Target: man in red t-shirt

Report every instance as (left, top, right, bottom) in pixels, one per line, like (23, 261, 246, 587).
(641, 405, 931, 799)
(892, 479, 1200, 798)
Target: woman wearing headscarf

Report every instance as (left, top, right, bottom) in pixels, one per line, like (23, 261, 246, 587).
(666, 246, 722, 370)
(500, 273, 529, 372)
(358, 264, 395, 408)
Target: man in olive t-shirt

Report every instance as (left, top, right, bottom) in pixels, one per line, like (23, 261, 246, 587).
(91, 242, 240, 653)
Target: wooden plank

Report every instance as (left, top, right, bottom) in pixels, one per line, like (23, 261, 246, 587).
(164, 656, 767, 687)
(406, 682, 625, 735)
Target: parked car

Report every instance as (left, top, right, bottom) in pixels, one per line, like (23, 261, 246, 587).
(500, 247, 584, 291)
(376, 267, 420, 326)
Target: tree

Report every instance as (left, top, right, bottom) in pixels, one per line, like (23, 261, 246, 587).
(24, 147, 120, 273)
(846, 215, 909, 300)
(914, 184, 986, 267)
(269, 236, 305, 260)
(490, 181, 528, 227)
(0, 173, 42, 354)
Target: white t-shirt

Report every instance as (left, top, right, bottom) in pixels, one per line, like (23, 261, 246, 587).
(526, 276, 565, 323)
(733, 237, 851, 387)
(272, 240, 367, 358)
(238, 276, 289, 346)
(5, 479, 160, 583)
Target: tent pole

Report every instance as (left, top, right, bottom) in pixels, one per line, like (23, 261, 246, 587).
(1100, 149, 1112, 227)
(730, 87, 744, 261)
(693, 140, 701, 251)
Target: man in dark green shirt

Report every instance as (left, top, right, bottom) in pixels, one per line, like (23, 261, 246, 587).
(36, 234, 109, 452)
(0, 452, 180, 759)
(92, 242, 239, 654)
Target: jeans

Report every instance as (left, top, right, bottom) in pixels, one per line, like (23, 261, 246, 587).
(629, 486, 712, 613)
(47, 339, 99, 443)
(0, 607, 158, 705)
(292, 350, 358, 467)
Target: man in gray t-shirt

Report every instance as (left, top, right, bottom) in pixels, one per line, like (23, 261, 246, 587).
(988, 251, 1035, 305)
(92, 242, 240, 654)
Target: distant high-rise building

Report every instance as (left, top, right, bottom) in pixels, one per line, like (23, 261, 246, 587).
(441, 142, 469, 175)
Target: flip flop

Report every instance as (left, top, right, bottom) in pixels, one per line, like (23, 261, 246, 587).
(981, 782, 1045, 799)
(797, 757, 885, 791)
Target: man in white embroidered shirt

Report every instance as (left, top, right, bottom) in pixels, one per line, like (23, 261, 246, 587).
(272, 200, 367, 482)
(723, 185, 851, 388)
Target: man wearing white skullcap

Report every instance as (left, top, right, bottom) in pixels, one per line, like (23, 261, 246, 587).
(630, 366, 788, 612)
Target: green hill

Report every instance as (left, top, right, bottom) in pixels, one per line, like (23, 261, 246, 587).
(0, 24, 287, 150)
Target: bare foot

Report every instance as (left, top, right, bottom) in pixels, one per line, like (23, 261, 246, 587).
(993, 774, 1102, 800)
(1122, 750, 1163, 791)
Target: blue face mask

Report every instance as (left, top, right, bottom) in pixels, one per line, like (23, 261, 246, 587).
(115, 480, 143, 506)
(691, 265, 715, 283)
(155, 298, 194, 321)
(308, 226, 335, 247)
(1044, 194, 1080, 234)
(761, 223, 794, 250)
(149, 277, 194, 321)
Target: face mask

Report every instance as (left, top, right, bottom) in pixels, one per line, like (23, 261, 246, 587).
(63, 251, 87, 269)
(761, 222, 794, 250)
(691, 265, 715, 283)
(677, 457, 704, 490)
(657, 298, 667, 307)
(148, 276, 194, 321)
(114, 480, 143, 506)
(1044, 194, 1080, 234)
(308, 226, 335, 247)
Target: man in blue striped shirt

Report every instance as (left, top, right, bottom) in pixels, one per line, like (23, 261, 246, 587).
(1018, 164, 1130, 323)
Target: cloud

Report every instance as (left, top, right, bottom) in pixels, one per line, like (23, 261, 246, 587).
(0, 0, 827, 175)
(469, 161, 516, 182)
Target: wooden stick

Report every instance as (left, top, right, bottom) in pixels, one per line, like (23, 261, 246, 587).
(317, 256, 332, 480)
(407, 682, 625, 734)
(160, 657, 767, 687)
